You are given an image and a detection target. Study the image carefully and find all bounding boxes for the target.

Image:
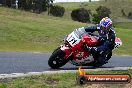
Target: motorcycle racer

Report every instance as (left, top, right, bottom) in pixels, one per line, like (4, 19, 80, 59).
(48, 17, 122, 69)
(82, 17, 116, 67)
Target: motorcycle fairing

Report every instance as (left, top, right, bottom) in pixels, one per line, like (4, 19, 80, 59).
(60, 44, 94, 65)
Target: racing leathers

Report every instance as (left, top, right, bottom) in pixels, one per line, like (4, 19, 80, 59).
(84, 25, 116, 66)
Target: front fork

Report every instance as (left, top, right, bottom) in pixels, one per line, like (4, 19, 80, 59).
(60, 45, 73, 59)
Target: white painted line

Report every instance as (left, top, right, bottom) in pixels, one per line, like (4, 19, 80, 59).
(0, 67, 132, 79)
(113, 54, 132, 57)
(32, 52, 42, 54)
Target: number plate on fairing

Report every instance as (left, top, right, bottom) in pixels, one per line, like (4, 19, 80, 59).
(66, 31, 81, 47)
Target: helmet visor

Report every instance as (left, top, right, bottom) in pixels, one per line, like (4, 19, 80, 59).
(100, 26, 109, 33)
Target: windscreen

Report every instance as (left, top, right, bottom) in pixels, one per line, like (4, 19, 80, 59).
(74, 27, 88, 39)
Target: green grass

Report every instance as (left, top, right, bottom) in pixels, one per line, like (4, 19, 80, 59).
(0, 7, 132, 55)
(0, 7, 87, 52)
(115, 22, 132, 29)
(0, 70, 132, 88)
(113, 28, 132, 55)
(55, 0, 132, 21)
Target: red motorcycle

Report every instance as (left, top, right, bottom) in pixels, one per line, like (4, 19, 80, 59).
(48, 28, 122, 69)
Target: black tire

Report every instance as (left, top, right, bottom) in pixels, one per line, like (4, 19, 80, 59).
(48, 48, 68, 69)
(52, 47, 61, 54)
(91, 52, 112, 67)
(105, 52, 112, 61)
(77, 76, 87, 85)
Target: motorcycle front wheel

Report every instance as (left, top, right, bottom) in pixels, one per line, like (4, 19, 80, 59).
(48, 48, 68, 69)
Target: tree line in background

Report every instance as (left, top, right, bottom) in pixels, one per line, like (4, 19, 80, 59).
(71, 6, 111, 23)
(0, 0, 132, 23)
(1, 0, 53, 13)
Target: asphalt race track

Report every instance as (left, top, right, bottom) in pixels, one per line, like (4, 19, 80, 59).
(0, 52, 132, 74)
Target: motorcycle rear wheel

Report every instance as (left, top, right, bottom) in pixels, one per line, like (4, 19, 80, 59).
(91, 52, 112, 67)
(48, 48, 68, 69)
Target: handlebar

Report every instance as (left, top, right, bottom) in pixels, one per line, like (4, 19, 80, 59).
(87, 32, 100, 40)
